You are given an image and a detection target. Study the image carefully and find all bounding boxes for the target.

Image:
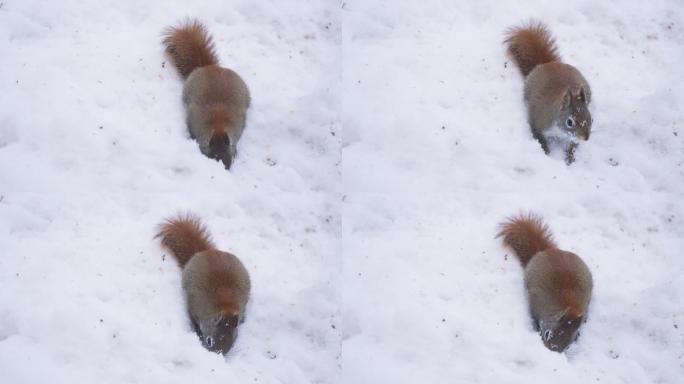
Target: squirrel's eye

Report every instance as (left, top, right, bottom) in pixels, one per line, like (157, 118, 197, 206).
(544, 330, 552, 341)
(566, 117, 575, 128)
(205, 336, 214, 347)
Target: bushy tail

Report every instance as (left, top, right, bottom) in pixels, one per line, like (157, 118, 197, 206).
(497, 213, 557, 266)
(156, 213, 215, 267)
(505, 21, 560, 77)
(162, 19, 219, 79)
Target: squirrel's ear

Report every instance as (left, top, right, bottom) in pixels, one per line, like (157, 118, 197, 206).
(557, 306, 584, 324)
(565, 306, 583, 322)
(553, 307, 569, 322)
(563, 90, 572, 108)
(212, 312, 224, 325)
(578, 87, 587, 104)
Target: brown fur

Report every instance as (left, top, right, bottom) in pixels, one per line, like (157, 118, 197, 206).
(156, 214, 250, 355)
(209, 107, 230, 136)
(498, 213, 557, 266)
(539, 249, 587, 316)
(505, 22, 561, 77)
(561, 288, 583, 319)
(162, 21, 250, 170)
(216, 287, 242, 317)
(156, 213, 214, 267)
(499, 213, 593, 352)
(504, 21, 593, 164)
(163, 19, 219, 79)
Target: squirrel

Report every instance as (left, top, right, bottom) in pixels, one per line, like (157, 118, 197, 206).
(156, 213, 251, 354)
(505, 21, 592, 164)
(162, 20, 250, 169)
(498, 213, 593, 352)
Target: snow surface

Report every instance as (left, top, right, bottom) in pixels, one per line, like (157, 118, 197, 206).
(1, 0, 683, 383)
(341, 0, 684, 383)
(0, 1, 340, 383)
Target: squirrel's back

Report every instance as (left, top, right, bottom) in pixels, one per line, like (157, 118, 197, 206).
(524, 248, 592, 320)
(182, 249, 251, 322)
(182, 65, 250, 169)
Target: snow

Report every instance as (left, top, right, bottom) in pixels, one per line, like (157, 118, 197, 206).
(0, 1, 340, 383)
(341, 0, 684, 383)
(1, 0, 683, 383)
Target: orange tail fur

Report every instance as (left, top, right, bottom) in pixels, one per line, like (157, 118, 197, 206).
(505, 21, 560, 77)
(498, 213, 557, 266)
(162, 19, 219, 79)
(156, 213, 215, 267)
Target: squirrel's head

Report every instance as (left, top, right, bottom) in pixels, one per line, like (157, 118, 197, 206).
(539, 306, 584, 352)
(200, 310, 241, 355)
(558, 87, 592, 141)
(208, 132, 235, 170)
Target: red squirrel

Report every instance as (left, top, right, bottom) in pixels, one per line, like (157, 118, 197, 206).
(505, 22, 592, 164)
(498, 213, 593, 352)
(156, 214, 250, 354)
(162, 20, 250, 169)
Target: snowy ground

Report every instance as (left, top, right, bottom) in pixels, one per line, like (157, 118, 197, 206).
(0, 1, 340, 383)
(1, 0, 683, 383)
(342, 0, 684, 383)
